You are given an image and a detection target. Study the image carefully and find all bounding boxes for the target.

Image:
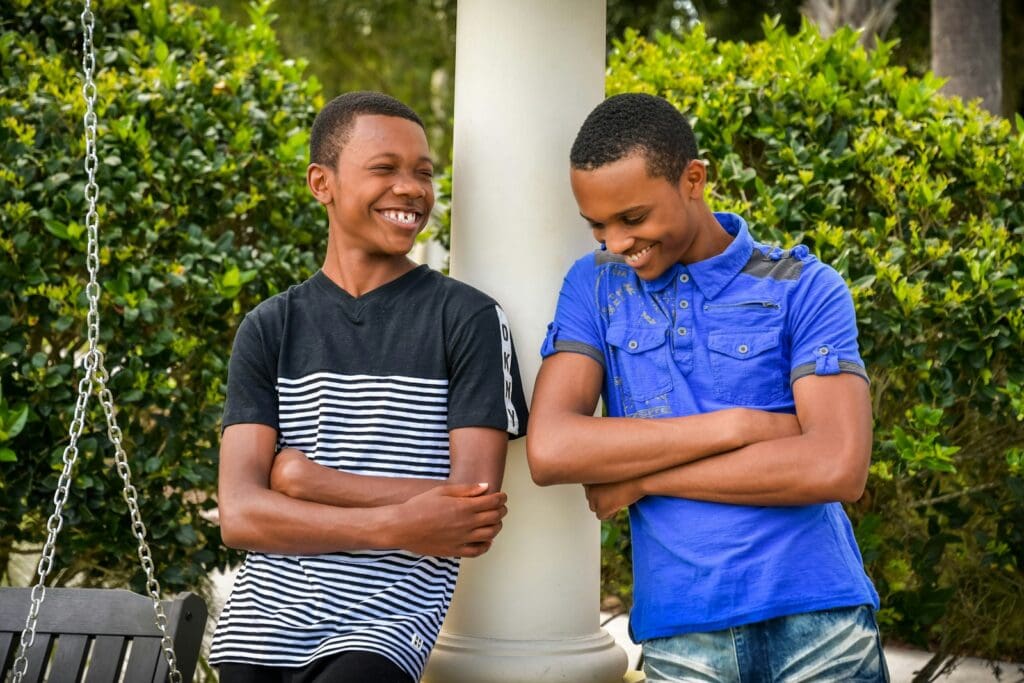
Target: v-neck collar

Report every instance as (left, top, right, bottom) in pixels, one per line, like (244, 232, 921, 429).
(311, 265, 430, 324)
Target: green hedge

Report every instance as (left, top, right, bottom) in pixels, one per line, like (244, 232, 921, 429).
(600, 19, 1024, 660)
(0, 0, 322, 592)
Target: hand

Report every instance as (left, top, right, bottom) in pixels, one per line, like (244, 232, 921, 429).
(395, 483, 508, 558)
(585, 479, 642, 521)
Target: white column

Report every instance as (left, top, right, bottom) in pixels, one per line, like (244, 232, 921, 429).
(423, 2, 627, 682)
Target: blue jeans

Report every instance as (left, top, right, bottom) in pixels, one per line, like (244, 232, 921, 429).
(642, 605, 889, 682)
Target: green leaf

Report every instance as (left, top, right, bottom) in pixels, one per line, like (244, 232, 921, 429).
(6, 404, 28, 438)
(0, 448, 16, 463)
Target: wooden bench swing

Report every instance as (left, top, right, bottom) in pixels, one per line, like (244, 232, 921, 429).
(0, 3, 208, 680)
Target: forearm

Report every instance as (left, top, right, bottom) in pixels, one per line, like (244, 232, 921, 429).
(271, 451, 440, 506)
(528, 407, 793, 485)
(220, 485, 399, 554)
(638, 431, 867, 506)
(272, 430, 506, 506)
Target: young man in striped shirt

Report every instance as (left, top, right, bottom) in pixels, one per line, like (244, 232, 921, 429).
(211, 91, 529, 682)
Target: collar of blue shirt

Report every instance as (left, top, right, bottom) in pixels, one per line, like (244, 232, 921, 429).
(638, 212, 754, 299)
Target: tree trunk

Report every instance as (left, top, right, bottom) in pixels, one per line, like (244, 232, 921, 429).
(931, 0, 1002, 114)
(801, 0, 900, 49)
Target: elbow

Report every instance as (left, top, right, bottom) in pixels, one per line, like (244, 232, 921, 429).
(218, 508, 245, 549)
(822, 446, 871, 503)
(218, 501, 256, 550)
(525, 430, 569, 486)
(269, 456, 300, 498)
(830, 472, 867, 503)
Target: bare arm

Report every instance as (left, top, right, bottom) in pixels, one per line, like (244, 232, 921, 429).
(585, 373, 873, 518)
(269, 426, 509, 505)
(218, 423, 507, 556)
(526, 352, 800, 485)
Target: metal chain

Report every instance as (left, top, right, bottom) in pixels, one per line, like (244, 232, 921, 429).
(11, 3, 182, 681)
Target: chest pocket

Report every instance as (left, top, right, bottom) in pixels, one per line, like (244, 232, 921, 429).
(707, 328, 787, 405)
(606, 323, 673, 402)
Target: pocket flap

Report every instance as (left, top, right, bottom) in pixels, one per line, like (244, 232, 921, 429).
(606, 323, 668, 354)
(708, 329, 780, 360)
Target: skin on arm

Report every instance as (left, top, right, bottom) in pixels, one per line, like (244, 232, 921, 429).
(218, 423, 507, 557)
(269, 426, 509, 505)
(526, 351, 801, 485)
(585, 373, 873, 519)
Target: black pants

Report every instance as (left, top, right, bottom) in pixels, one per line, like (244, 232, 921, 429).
(218, 650, 414, 683)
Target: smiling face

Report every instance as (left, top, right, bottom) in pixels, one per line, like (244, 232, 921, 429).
(571, 154, 709, 280)
(308, 114, 434, 261)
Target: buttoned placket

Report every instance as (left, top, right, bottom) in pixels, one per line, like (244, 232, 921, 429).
(670, 269, 695, 375)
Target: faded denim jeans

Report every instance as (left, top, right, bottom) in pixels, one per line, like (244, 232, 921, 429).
(643, 605, 889, 682)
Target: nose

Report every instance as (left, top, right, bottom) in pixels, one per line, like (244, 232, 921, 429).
(393, 172, 427, 199)
(602, 226, 634, 255)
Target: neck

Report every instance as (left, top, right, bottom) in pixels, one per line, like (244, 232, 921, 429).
(681, 205, 734, 265)
(321, 233, 417, 298)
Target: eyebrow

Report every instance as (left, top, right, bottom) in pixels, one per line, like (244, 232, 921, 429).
(368, 152, 434, 165)
(579, 205, 648, 224)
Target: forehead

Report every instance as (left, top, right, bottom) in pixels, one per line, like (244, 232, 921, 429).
(570, 154, 673, 216)
(339, 114, 431, 163)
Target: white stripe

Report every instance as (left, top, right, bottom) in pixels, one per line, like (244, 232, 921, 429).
(278, 386, 449, 403)
(213, 369, 459, 677)
(277, 371, 449, 387)
(495, 305, 519, 433)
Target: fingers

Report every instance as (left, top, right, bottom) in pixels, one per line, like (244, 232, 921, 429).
(437, 482, 490, 498)
(462, 491, 508, 512)
(457, 541, 492, 558)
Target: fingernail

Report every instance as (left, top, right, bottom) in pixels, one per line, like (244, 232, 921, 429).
(478, 482, 488, 488)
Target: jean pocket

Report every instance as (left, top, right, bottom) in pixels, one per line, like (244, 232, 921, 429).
(707, 328, 787, 405)
(606, 323, 672, 402)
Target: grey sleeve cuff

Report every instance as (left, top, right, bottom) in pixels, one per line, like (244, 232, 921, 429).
(553, 340, 605, 368)
(791, 360, 869, 385)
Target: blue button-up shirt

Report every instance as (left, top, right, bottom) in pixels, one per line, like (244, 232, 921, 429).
(542, 212, 878, 639)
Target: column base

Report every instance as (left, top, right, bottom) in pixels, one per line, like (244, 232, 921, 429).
(423, 629, 628, 683)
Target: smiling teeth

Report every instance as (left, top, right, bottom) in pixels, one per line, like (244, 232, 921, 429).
(383, 210, 418, 225)
(626, 245, 653, 264)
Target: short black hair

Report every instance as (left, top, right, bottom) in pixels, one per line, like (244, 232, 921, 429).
(309, 91, 425, 167)
(570, 93, 698, 183)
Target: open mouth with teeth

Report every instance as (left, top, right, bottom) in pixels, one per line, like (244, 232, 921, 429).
(378, 208, 423, 228)
(625, 243, 655, 265)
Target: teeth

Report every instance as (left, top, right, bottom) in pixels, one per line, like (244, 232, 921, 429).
(626, 245, 652, 264)
(382, 210, 418, 225)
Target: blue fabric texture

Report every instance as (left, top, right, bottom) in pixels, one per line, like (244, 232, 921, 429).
(543, 212, 879, 640)
(642, 605, 889, 682)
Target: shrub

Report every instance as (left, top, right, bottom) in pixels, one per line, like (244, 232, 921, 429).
(601, 18, 1024, 662)
(0, 0, 323, 593)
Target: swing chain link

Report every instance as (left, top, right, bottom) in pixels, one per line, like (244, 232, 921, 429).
(12, 3, 182, 681)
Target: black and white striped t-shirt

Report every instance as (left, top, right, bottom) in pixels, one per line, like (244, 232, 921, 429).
(210, 266, 528, 679)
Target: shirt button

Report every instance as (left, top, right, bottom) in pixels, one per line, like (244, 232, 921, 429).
(679, 274, 690, 283)
(677, 327, 687, 336)
(738, 344, 749, 354)
(818, 346, 830, 355)
(679, 300, 689, 309)
(628, 340, 639, 350)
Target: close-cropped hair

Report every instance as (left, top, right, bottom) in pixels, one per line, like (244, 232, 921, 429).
(570, 93, 698, 183)
(309, 91, 425, 168)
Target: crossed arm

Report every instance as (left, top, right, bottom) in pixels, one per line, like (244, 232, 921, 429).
(218, 423, 509, 556)
(526, 352, 872, 519)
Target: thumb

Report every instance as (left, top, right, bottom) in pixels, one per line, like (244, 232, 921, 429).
(437, 482, 489, 498)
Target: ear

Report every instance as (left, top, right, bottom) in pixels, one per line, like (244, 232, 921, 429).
(307, 163, 334, 206)
(678, 159, 707, 200)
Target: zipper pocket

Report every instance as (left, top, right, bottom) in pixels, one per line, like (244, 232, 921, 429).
(703, 301, 781, 311)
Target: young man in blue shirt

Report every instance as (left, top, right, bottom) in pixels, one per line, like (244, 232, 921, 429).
(527, 93, 888, 681)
